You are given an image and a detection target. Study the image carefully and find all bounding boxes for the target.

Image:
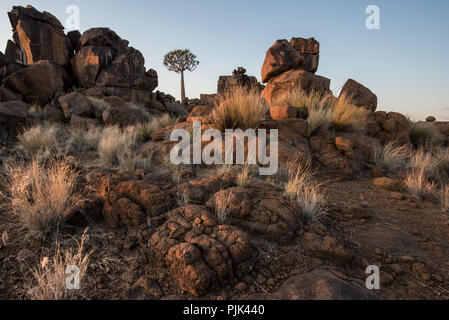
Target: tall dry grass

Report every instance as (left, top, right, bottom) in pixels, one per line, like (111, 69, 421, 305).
(332, 95, 368, 132)
(134, 114, 174, 142)
(375, 142, 409, 172)
(27, 231, 90, 300)
(5, 159, 80, 234)
(18, 124, 59, 155)
(98, 126, 136, 166)
(212, 87, 268, 131)
(282, 159, 325, 222)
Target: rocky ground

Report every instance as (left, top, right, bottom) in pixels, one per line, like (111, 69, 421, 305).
(0, 5, 448, 300)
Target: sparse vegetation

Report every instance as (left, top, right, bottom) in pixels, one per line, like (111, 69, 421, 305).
(410, 122, 445, 150)
(375, 142, 409, 172)
(98, 126, 136, 166)
(5, 159, 80, 234)
(404, 168, 437, 202)
(282, 159, 325, 222)
(134, 114, 174, 142)
(236, 163, 255, 187)
(332, 95, 368, 132)
(27, 231, 90, 300)
(307, 103, 334, 135)
(87, 97, 110, 120)
(18, 124, 59, 155)
(274, 89, 331, 119)
(212, 87, 268, 131)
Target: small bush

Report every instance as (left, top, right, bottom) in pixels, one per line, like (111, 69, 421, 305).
(410, 122, 445, 150)
(98, 126, 136, 166)
(6, 159, 80, 234)
(332, 95, 368, 132)
(283, 159, 325, 222)
(27, 231, 90, 300)
(134, 114, 174, 142)
(212, 87, 268, 131)
(236, 164, 255, 187)
(87, 97, 110, 120)
(375, 142, 409, 172)
(65, 127, 101, 157)
(118, 154, 152, 172)
(18, 124, 59, 155)
(273, 89, 331, 119)
(407, 148, 440, 179)
(404, 168, 437, 202)
(307, 104, 334, 135)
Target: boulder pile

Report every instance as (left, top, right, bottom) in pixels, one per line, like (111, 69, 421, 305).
(0, 5, 184, 139)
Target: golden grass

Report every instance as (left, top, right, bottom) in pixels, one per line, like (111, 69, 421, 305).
(404, 168, 437, 201)
(283, 159, 325, 222)
(273, 88, 331, 119)
(18, 124, 59, 155)
(87, 97, 110, 120)
(375, 142, 409, 172)
(332, 95, 368, 132)
(27, 231, 90, 300)
(307, 104, 334, 135)
(212, 87, 268, 131)
(98, 126, 136, 166)
(134, 114, 174, 142)
(236, 163, 255, 187)
(6, 159, 80, 234)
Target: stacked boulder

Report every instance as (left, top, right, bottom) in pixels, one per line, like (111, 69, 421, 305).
(72, 27, 159, 104)
(338, 79, 378, 112)
(217, 67, 264, 96)
(261, 38, 331, 104)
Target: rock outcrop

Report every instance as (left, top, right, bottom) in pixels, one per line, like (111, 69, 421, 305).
(217, 67, 264, 96)
(7, 5, 72, 67)
(261, 37, 330, 104)
(339, 79, 378, 111)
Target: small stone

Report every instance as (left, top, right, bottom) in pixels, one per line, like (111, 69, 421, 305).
(380, 272, 394, 286)
(389, 264, 403, 275)
(390, 192, 405, 200)
(399, 255, 414, 263)
(235, 282, 247, 292)
(266, 278, 276, 286)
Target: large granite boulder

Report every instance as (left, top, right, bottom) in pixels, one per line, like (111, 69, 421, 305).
(262, 69, 331, 104)
(7, 5, 72, 67)
(0, 100, 28, 138)
(339, 79, 378, 111)
(79, 27, 127, 51)
(58, 92, 94, 119)
(261, 40, 303, 83)
(4, 60, 71, 103)
(290, 37, 320, 74)
(72, 45, 116, 87)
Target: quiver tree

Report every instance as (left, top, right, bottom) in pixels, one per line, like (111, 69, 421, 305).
(163, 49, 199, 102)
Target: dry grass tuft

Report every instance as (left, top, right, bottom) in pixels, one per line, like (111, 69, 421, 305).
(273, 89, 331, 119)
(410, 122, 445, 150)
(212, 87, 268, 131)
(18, 124, 59, 155)
(134, 114, 174, 142)
(332, 95, 368, 132)
(98, 126, 136, 166)
(27, 231, 90, 300)
(87, 97, 110, 120)
(236, 163, 255, 187)
(283, 159, 325, 222)
(375, 142, 409, 172)
(6, 159, 80, 234)
(404, 168, 437, 202)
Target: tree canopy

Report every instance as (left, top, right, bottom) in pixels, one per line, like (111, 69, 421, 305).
(163, 49, 199, 74)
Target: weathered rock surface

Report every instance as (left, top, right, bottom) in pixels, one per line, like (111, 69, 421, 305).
(262, 269, 375, 300)
(58, 92, 94, 119)
(262, 69, 331, 105)
(261, 40, 303, 83)
(8, 5, 71, 67)
(218, 67, 263, 96)
(4, 60, 71, 103)
(207, 185, 302, 244)
(0, 100, 28, 137)
(149, 205, 252, 296)
(102, 105, 147, 127)
(339, 79, 378, 111)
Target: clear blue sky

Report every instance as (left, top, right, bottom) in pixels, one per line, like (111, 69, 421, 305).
(1, 0, 448, 120)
